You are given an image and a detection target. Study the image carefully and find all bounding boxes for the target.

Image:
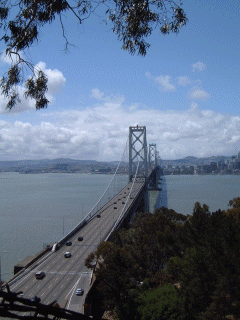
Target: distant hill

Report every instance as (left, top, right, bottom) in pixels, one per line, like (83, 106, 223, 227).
(161, 155, 230, 167)
(0, 158, 97, 169)
(0, 158, 128, 174)
(0, 156, 233, 173)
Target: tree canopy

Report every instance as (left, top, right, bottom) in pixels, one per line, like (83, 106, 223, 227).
(85, 200, 240, 319)
(0, 0, 187, 110)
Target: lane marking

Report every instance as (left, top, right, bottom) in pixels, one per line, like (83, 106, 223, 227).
(65, 277, 82, 308)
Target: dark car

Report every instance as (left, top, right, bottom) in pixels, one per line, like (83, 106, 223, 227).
(76, 288, 84, 296)
(97, 214, 101, 218)
(35, 271, 45, 279)
(64, 252, 71, 258)
(78, 236, 83, 241)
(31, 296, 41, 303)
(66, 241, 72, 246)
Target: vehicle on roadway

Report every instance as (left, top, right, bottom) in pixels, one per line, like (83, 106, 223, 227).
(76, 288, 84, 296)
(78, 236, 83, 241)
(97, 214, 101, 218)
(35, 271, 45, 279)
(66, 241, 72, 246)
(64, 252, 71, 258)
(31, 296, 41, 303)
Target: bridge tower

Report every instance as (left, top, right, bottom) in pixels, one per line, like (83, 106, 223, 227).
(148, 143, 157, 170)
(148, 145, 161, 191)
(156, 151, 161, 167)
(129, 126, 148, 182)
(129, 126, 148, 211)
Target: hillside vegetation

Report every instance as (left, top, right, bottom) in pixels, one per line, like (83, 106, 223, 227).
(86, 198, 240, 320)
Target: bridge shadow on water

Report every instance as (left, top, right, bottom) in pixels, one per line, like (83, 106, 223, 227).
(152, 174, 168, 213)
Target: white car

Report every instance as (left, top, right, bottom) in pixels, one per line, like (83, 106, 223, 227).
(76, 288, 84, 296)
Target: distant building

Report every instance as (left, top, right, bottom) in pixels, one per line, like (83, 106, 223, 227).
(210, 162, 218, 172)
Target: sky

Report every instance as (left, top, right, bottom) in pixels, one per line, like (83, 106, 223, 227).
(0, 0, 240, 161)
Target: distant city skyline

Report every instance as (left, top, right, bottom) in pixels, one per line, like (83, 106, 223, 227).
(0, 1, 240, 161)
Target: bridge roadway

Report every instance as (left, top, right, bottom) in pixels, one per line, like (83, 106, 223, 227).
(6, 179, 145, 314)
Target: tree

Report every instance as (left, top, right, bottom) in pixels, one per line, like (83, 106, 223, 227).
(224, 197, 240, 223)
(137, 284, 184, 320)
(0, 0, 187, 110)
(85, 208, 186, 318)
(168, 206, 240, 319)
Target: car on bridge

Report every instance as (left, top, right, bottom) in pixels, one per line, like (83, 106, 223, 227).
(64, 252, 71, 258)
(76, 288, 84, 296)
(35, 271, 45, 279)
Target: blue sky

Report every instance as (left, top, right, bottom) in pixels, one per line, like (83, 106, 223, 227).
(0, 0, 240, 161)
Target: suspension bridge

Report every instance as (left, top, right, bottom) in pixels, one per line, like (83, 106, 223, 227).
(1, 126, 163, 318)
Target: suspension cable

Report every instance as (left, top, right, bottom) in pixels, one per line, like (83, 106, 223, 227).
(84, 138, 129, 221)
(105, 151, 142, 239)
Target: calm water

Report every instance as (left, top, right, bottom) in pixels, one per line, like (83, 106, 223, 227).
(1, 173, 239, 281)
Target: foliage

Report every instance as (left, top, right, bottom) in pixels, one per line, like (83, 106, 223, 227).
(224, 196, 240, 223)
(168, 202, 240, 319)
(85, 208, 186, 319)
(0, 0, 187, 110)
(86, 200, 240, 320)
(137, 283, 184, 320)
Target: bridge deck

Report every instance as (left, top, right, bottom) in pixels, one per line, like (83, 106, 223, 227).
(6, 179, 145, 313)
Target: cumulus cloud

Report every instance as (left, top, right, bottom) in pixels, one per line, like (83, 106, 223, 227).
(1, 51, 24, 65)
(146, 72, 175, 91)
(34, 62, 66, 100)
(192, 61, 206, 72)
(177, 76, 191, 86)
(0, 61, 66, 114)
(91, 88, 105, 100)
(190, 88, 210, 100)
(155, 75, 175, 91)
(1, 90, 240, 161)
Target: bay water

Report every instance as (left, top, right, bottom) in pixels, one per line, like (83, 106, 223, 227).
(1, 172, 239, 281)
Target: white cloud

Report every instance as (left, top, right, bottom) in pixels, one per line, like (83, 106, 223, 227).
(155, 75, 175, 91)
(177, 76, 191, 86)
(190, 102, 198, 111)
(91, 88, 104, 100)
(1, 90, 240, 161)
(190, 88, 210, 100)
(146, 72, 175, 91)
(192, 61, 206, 72)
(0, 62, 66, 114)
(35, 62, 66, 100)
(1, 51, 24, 65)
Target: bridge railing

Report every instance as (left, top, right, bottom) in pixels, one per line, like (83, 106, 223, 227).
(56, 142, 129, 247)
